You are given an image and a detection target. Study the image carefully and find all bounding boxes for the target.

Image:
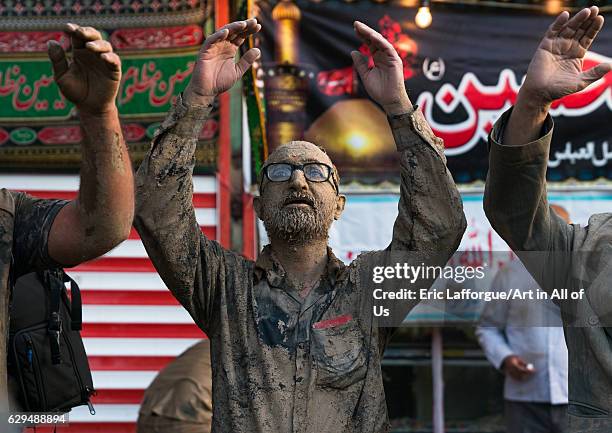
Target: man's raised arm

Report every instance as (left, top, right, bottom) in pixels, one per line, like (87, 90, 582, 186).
(134, 20, 261, 329)
(351, 22, 466, 258)
(351, 23, 465, 333)
(484, 7, 610, 255)
(46, 24, 134, 266)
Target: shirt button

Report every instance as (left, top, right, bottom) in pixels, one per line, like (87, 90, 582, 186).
(415, 122, 422, 132)
(588, 316, 599, 326)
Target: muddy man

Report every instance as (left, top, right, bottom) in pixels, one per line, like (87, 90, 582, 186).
(134, 18, 465, 433)
(484, 7, 612, 433)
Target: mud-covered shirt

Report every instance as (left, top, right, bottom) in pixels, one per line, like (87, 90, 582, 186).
(134, 94, 466, 433)
(485, 108, 612, 433)
(0, 189, 66, 404)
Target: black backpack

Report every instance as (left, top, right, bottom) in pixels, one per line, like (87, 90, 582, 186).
(8, 269, 96, 414)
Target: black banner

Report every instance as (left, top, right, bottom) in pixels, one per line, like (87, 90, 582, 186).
(252, 1, 612, 185)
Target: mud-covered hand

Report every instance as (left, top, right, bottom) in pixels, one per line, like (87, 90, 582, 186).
(185, 19, 261, 105)
(351, 21, 412, 115)
(521, 7, 611, 106)
(47, 24, 120, 116)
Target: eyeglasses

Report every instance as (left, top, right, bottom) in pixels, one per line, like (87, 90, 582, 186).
(260, 162, 338, 193)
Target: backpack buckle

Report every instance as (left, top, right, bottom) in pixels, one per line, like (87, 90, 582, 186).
(48, 311, 62, 331)
(48, 312, 63, 365)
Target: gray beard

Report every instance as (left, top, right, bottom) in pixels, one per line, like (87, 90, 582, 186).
(262, 205, 331, 244)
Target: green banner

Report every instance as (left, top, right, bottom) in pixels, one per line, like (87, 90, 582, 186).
(118, 53, 195, 118)
(0, 60, 68, 120)
(0, 52, 196, 121)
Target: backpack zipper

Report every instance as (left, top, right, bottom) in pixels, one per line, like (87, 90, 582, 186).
(25, 335, 48, 411)
(61, 331, 93, 411)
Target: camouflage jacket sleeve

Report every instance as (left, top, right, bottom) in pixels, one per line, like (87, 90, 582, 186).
(13, 192, 68, 278)
(387, 108, 466, 256)
(134, 94, 246, 335)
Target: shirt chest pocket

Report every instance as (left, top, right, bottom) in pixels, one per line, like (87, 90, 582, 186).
(311, 319, 367, 389)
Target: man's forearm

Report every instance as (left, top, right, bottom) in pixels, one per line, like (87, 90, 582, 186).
(134, 95, 213, 309)
(382, 93, 413, 117)
(484, 103, 561, 254)
(135, 95, 213, 206)
(502, 91, 550, 146)
(79, 109, 134, 241)
(387, 108, 466, 255)
(377, 105, 466, 321)
(48, 108, 133, 265)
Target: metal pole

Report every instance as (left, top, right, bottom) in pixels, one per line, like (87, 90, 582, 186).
(432, 327, 444, 433)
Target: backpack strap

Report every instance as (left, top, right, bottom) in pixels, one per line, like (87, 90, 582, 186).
(8, 253, 15, 293)
(41, 270, 63, 365)
(62, 272, 82, 331)
(2, 190, 17, 293)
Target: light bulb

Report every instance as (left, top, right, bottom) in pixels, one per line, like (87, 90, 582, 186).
(545, 0, 563, 15)
(415, 6, 432, 29)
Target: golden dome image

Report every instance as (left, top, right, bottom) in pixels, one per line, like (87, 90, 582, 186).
(272, 0, 302, 22)
(304, 99, 398, 176)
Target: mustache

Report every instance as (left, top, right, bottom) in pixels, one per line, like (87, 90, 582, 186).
(282, 193, 316, 208)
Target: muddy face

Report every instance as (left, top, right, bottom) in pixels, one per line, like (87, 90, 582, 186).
(256, 141, 344, 244)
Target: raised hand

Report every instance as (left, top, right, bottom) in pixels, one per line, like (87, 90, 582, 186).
(351, 21, 411, 115)
(47, 24, 121, 116)
(185, 19, 261, 105)
(521, 7, 611, 105)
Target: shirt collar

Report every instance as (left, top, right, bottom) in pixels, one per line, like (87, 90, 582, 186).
(254, 244, 347, 288)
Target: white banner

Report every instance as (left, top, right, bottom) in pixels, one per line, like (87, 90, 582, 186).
(326, 191, 610, 262)
(259, 191, 612, 262)
(258, 191, 611, 323)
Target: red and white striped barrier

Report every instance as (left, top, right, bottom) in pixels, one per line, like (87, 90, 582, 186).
(2, 174, 214, 433)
